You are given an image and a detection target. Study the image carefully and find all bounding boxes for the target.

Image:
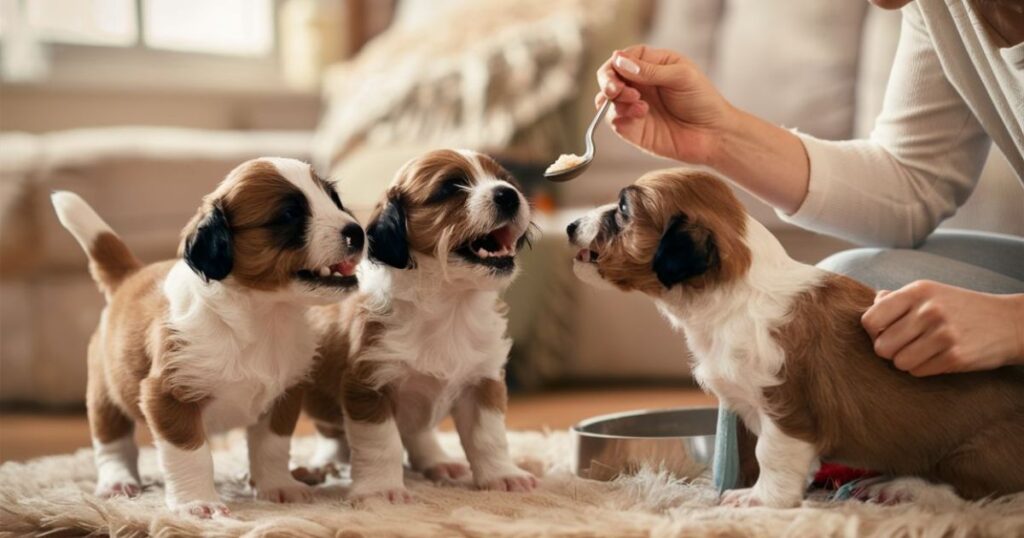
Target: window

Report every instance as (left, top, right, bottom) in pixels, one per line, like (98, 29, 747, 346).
(26, 0, 137, 46)
(2, 0, 274, 56)
(143, 0, 273, 56)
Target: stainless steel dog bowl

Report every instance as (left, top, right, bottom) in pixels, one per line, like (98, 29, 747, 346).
(572, 407, 717, 481)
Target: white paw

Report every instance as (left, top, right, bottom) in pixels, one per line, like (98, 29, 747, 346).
(479, 470, 538, 493)
(720, 487, 761, 507)
(423, 462, 470, 482)
(253, 479, 315, 503)
(853, 477, 960, 508)
(173, 500, 231, 519)
(720, 487, 800, 508)
(95, 478, 141, 498)
(350, 485, 413, 504)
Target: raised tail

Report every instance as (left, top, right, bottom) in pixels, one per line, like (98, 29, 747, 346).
(51, 191, 142, 297)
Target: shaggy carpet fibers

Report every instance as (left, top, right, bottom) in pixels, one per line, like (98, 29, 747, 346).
(1, 431, 1022, 537)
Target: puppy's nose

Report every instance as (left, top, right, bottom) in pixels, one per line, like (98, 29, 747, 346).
(341, 223, 365, 252)
(566, 220, 580, 241)
(492, 186, 520, 216)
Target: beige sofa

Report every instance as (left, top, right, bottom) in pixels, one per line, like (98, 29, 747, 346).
(2, 0, 1021, 404)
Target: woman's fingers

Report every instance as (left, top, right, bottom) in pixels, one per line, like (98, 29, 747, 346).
(890, 327, 948, 372)
(862, 288, 916, 339)
(908, 350, 960, 377)
(871, 303, 930, 359)
(594, 87, 642, 110)
(610, 51, 681, 87)
(597, 61, 626, 99)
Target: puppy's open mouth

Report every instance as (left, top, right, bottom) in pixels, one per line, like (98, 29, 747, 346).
(455, 224, 524, 271)
(295, 260, 359, 289)
(575, 248, 599, 263)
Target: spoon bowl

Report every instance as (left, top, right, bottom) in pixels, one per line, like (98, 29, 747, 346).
(544, 99, 611, 182)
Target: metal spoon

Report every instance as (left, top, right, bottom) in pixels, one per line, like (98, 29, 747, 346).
(544, 99, 612, 182)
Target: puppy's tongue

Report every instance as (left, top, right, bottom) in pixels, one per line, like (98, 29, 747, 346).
(491, 225, 516, 251)
(330, 261, 357, 277)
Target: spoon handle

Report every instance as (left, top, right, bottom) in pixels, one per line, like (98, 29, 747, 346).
(584, 100, 612, 159)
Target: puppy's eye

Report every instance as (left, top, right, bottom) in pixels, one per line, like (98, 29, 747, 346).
(328, 188, 345, 211)
(427, 176, 468, 204)
(603, 210, 621, 235)
(276, 206, 301, 224)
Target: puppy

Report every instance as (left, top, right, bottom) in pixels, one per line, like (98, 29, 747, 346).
(566, 168, 1024, 507)
(299, 149, 537, 500)
(51, 158, 364, 517)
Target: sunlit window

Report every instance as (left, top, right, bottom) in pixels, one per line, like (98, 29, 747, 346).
(142, 0, 273, 56)
(25, 0, 138, 46)
(2, 0, 274, 56)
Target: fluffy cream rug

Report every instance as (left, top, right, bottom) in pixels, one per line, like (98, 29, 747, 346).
(1, 431, 1022, 537)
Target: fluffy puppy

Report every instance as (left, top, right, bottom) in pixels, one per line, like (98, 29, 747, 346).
(566, 169, 1024, 507)
(51, 158, 364, 517)
(300, 149, 537, 501)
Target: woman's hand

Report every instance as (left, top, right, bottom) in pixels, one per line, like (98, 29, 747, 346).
(595, 45, 811, 213)
(861, 281, 1024, 377)
(596, 46, 733, 166)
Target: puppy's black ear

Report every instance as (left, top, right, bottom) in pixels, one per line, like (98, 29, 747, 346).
(652, 213, 716, 288)
(183, 202, 233, 282)
(367, 195, 411, 269)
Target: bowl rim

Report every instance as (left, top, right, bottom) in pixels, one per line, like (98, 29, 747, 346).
(571, 406, 719, 440)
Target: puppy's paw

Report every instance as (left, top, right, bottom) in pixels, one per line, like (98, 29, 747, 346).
(720, 487, 801, 508)
(720, 487, 761, 507)
(95, 478, 141, 498)
(173, 500, 231, 519)
(853, 477, 960, 508)
(350, 486, 413, 504)
(479, 470, 538, 493)
(423, 462, 470, 482)
(254, 479, 315, 503)
(291, 463, 340, 486)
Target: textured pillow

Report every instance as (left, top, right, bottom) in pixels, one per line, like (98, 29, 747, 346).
(713, 0, 869, 140)
(647, 0, 725, 73)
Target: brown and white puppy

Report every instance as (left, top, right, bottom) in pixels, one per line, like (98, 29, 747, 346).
(51, 158, 364, 517)
(299, 149, 537, 501)
(566, 168, 1024, 507)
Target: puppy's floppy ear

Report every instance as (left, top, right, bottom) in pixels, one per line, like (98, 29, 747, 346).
(182, 201, 233, 282)
(652, 213, 716, 288)
(367, 194, 411, 269)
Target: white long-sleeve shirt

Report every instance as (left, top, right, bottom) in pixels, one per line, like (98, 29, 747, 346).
(780, 0, 1023, 248)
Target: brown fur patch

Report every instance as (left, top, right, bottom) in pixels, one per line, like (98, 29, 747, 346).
(86, 335, 135, 443)
(87, 261, 175, 439)
(589, 170, 752, 295)
(342, 360, 394, 424)
(88, 232, 142, 295)
(474, 377, 507, 412)
(269, 384, 305, 436)
(305, 294, 389, 427)
(140, 375, 209, 450)
(765, 273, 1024, 499)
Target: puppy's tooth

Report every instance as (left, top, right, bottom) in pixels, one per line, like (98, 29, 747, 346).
(319, 266, 330, 277)
(477, 248, 489, 258)
(332, 270, 341, 277)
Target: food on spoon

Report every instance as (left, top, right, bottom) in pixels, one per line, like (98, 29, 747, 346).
(545, 153, 586, 175)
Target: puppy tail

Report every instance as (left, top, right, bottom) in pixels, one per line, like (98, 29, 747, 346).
(51, 191, 142, 297)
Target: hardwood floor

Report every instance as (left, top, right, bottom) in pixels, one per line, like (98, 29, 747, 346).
(0, 388, 715, 463)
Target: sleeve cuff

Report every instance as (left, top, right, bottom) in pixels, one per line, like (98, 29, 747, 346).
(775, 132, 833, 229)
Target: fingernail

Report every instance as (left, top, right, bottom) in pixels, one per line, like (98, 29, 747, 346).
(614, 55, 640, 75)
(605, 81, 618, 94)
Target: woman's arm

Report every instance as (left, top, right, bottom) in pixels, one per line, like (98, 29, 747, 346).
(599, 5, 989, 248)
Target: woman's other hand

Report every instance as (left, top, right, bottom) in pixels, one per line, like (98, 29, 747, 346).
(861, 280, 1024, 376)
(596, 45, 732, 166)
